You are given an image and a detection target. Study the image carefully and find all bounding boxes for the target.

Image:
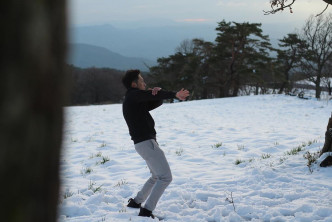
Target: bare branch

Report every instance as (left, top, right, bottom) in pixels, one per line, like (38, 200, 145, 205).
(316, 4, 329, 17)
(264, 0, 331, 15)
(264, 0, 296, 15)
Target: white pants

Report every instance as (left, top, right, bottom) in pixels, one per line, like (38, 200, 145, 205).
(134, 139, 172, 211)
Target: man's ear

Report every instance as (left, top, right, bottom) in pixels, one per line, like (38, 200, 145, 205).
(131, 81, 137, 88)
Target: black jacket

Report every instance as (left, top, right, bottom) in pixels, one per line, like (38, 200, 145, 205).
(122, 87, 176, 144)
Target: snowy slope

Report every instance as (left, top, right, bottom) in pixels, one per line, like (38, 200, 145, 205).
(59, 95, 332, 222)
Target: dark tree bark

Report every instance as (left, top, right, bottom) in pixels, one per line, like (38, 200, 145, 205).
(320, 114, 332, 156)
(0, 1, 68, 222)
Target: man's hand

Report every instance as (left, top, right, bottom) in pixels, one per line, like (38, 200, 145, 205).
(148, 87, 162, 96)
(176, 88, 190, 101)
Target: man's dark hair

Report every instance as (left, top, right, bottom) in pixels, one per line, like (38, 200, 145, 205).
(122, 69, 141, 89)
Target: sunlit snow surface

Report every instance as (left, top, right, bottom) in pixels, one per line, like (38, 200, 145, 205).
(59, 95, 332, 222)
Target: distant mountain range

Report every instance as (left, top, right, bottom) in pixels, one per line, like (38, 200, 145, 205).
(67, 43, 156, 71)
(69, 24, 217, 60)
(68, 23, 291, 70)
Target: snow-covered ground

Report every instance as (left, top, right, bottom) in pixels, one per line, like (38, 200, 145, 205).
(58, 94, 332, 222)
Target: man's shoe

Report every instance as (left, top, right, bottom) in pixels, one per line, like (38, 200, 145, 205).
(138, 207, 155, 219)
(127, 198, 141, 208)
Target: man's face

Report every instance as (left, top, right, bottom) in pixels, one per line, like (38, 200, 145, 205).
(132, 74, 146, 90)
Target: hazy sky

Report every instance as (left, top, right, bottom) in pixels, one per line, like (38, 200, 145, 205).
(69, 0, 330, 27)
(68, 0, 331, 52)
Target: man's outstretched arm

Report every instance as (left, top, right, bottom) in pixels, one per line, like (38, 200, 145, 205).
(149, 87, 189, 101)
(134, 87, 189, 103)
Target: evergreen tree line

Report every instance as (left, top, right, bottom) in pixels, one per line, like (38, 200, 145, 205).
(149, 14, 332, 99)
(67, 13, 332, 105)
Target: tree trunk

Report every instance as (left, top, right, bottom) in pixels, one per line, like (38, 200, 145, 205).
(232, 75, 240, 97)
(278, 81, 286, 94)
(320, 114, 332, 156)
(219, 86, 226, 97)
(316, 83, 322, 99)
(279, 70, 290, 94)
(232, 87, 239, 97)
(0, 1, 68, 222)
(202, 86, 208, 99)
(315, 74, 322, 99)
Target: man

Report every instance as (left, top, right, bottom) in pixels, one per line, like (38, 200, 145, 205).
(122, 69, 189, 219)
